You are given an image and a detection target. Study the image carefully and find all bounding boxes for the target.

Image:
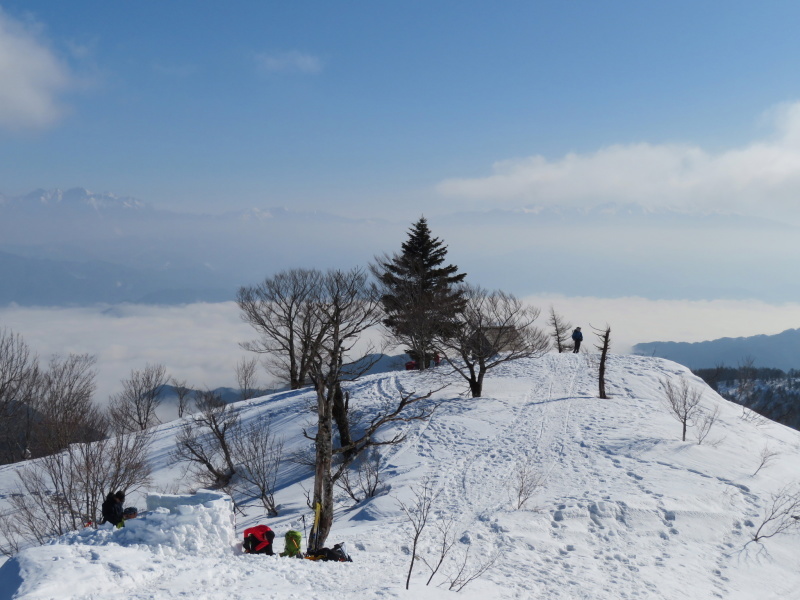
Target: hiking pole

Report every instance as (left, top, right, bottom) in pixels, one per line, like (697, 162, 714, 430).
(302, 515, 307, 541)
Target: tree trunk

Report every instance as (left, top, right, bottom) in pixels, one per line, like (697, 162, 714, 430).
(332, 383, 353, 458)
(469, 379, 482, 397)
(595, 325, 610, 400)
(310, 386, 335, 552)
(412, 340, 428, 371)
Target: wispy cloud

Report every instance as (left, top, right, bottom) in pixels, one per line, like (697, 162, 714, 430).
(0, 8, 73, 131)
(255, 50, 323, 74)
(438, 102, 800, 219)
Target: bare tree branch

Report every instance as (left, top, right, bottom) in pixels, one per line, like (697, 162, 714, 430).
(436, 285, 550, 398)
(237, 269, 326, 390)
(231, 416, 284, 516)
(172, 390, 239, 489)
(235, 356, 260, 401)
(548, 307, 573, 354)
(661, 376, 703, 442)
(750, 485, 800, 542)
(108, 363, 169, 433)
(398, 477, 440, 590)
(171, 377, 193, 418)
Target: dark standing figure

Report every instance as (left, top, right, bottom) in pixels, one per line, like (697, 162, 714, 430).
(572, 327, 583, 353)
(101, 490, 125, 527)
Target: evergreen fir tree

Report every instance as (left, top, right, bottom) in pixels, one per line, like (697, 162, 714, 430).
(375, 217, 466, 369)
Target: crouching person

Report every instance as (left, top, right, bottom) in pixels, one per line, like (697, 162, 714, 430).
(101, 490, 125, 528)
(243, 525, 275, 555)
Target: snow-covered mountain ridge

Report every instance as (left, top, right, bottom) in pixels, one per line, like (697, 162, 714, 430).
(1, 353, 799, 599)
(1, 188, 151, 212)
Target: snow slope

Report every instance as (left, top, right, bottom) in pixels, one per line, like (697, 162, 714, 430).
(2, 353, 800, 600)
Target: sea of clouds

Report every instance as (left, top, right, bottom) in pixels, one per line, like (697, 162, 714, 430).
(3, 297, 800, 406)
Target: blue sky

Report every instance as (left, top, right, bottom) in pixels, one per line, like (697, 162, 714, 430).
(4, 1, 800, 217)
(6, 2, 800, 390)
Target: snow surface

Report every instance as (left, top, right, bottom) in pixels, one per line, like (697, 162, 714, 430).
(2, 353, 800, 599)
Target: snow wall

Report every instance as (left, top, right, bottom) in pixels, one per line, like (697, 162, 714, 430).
(0, 490, 237, 600)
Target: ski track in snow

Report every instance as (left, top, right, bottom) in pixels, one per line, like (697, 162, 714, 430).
(3, 353, 800, 600)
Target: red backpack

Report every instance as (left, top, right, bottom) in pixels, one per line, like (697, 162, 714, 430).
(243, 525, 275, 555)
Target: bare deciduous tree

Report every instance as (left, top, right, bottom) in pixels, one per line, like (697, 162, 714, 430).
(34, 353, 104, 456)
(548, 307, 573, 354)
(307, 382, 440, 552)
(237, 269, 325, 390)
(662, 376, 703, 442)
(420, 515, 458, 586)
(173, 390, 239, 489)
(398, 477, 440, 590)
(694, 405, 720, 446)
(0, 430, 152, 554)
(231, 416, 284, 516)
(752, 445, 781, 477)
(0, 328, 40, 464)
(109, 363, 169, 433)
(235, 356, 260, 401)
(509, 454, 545, 510)
(336, 446, 384, 504)
(305, 268, 383, 550)
(445, 546, 500, 592)
(750, 485, 800, 542)
(734, 356, 770, 426)
(436, 285, 550, 398)
(171, 377, 193, 418)
(593, 324, 611, 399)
(239, 267, 437, 551)
(1, 331, 106, 464)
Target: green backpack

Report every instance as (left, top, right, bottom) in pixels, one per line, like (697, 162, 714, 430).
(281, 530, 303, 557)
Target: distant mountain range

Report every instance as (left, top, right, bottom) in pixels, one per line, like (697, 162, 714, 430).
(3, 187, 800, 306)
(633, 328, 800, 371)
(0, 188, 382, 305)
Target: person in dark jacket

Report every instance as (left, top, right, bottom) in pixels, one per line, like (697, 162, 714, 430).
(571, 327, 583, 353)
(101, 490, 125, 527)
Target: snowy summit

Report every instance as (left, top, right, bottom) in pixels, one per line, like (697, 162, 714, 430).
(1, 353, 799, 599)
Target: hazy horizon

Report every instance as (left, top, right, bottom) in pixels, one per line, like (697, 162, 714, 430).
(3, 296, 800, 404)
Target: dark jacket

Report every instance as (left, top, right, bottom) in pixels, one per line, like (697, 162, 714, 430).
(101, 493, 124, 526)
(572, 329, 583, 342)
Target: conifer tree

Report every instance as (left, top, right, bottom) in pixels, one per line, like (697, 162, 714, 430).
(373, 217, 466, 369)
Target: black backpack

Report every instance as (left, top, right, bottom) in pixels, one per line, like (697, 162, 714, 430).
(310, 543, 352, 562)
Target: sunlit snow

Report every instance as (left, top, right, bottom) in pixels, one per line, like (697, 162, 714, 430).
(1, 353, 799, 599)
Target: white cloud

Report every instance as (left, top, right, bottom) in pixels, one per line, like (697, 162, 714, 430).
(437, 102, 800, 218)
(255, 50, 322, 74)
(0, 8, 73, 131)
